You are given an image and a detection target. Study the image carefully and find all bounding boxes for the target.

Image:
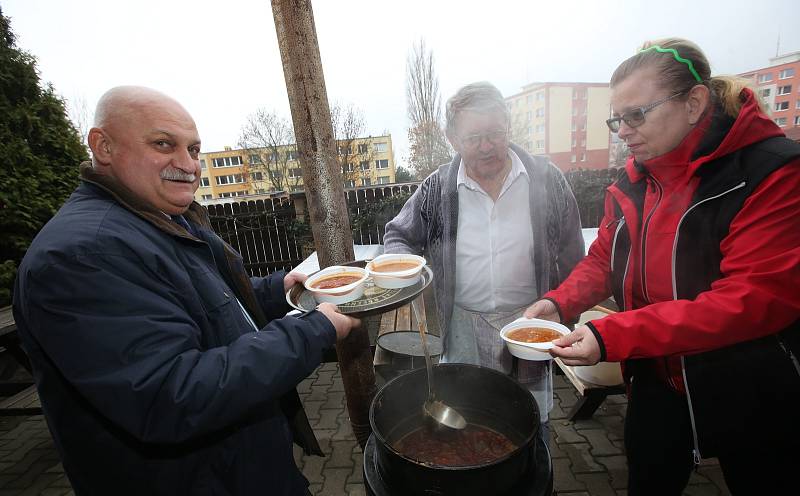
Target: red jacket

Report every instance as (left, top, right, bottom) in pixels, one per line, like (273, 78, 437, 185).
(546, 90, 800, 390)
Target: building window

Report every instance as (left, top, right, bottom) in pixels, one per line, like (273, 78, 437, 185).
(526, 111, 532, 122)
(218, 191, 247, 199)
(215, 174, 245, 185)
(760, 88, 771, 98)
(249, 154, 262, 164)
(775, 101, 789, 111)
(779, 68, 795, 79)
(285, 150, 298, 161)
(758, 73, 773, 83)
(573, 90, 578, 100)
(536, 92, 545, 101)
(358, 143, 369, 154)
(250, 171, 264, 181)
(344, 180, 356, 188)
(375, 159, 389, 169)
(269, 171, 282, 180)
(200, 177, 210, 187)
(581, 139, 586, 147)
(777, 85, 792, 96)
(373, 142, 388, 153)
(200, 159, 207, 170)
(337, 145, 352, 155)
(291, 186, 303, 192)
(535, 124, 545, 133)
(289, 168, 302, 178)
(795, 115, 800, 126)
(581, 153, 586, 162)
(571, 138, 577, 147)
(570, 155, 576, 163)
(535, 107, 545, 117)
(535, 140, 545, 150)
(796, 100, 800, 109)
(212, 156, 242, 168)
(526, 95, 533, 105)
(774, 117, 787, 127)
(360, 160, 370, 171)
(201, 194, 212, 200)
(572, 107, 578, 116)
(377, 176, 390, 185)
(342, 163, 354, 173)
(571, 122, 576, 132)
(581, 121, 586, 131)
(362, 178, 372, 187)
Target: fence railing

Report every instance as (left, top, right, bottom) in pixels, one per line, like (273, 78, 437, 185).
(205, 183, 419, 275)
(205, 175, 608, 275)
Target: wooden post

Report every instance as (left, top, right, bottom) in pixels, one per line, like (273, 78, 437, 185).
(272, 0, 376, 449)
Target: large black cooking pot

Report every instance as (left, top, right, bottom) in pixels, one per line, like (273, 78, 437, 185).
(369, 364, 540, 496)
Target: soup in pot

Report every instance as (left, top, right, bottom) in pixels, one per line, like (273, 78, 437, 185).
(393, 424, 517, 466)
(311, 274, 362, 290)
(507, 327, 562, 343)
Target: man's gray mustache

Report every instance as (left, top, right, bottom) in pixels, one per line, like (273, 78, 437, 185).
(160, 169, 196, 182)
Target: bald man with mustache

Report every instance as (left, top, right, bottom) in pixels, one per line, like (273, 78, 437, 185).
(13, 86, 358, 495)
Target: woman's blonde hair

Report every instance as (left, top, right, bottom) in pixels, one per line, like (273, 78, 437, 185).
(610, 37, 764, 117)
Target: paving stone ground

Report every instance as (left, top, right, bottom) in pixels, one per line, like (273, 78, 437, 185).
(0, 362, 731, 495)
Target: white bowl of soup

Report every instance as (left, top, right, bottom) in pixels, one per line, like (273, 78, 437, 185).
(304, 266, 369, 305)
(366, 254, 426, 289)
(500, 318, 570, 361)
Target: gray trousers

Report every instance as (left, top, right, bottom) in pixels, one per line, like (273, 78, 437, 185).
(442, 305, 553, 422)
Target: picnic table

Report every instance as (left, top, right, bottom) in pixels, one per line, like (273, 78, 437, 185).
(0, 305, 42, 415)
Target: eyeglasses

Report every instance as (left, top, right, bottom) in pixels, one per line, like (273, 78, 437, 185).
(606, 90, 686, 133)
(458, 129, 508, 149)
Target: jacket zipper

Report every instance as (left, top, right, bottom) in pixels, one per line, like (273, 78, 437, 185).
(640, 176, 662, 304)
(777, 335, 800, 377)
(672, 181, 746, 461)
(609, 216, 630, 311)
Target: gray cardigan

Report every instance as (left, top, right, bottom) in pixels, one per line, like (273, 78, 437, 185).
(384, 143, 585, 335)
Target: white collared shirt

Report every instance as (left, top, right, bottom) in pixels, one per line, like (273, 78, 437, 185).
(454, 150, 535, 313)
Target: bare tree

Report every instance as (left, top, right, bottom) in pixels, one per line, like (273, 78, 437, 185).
(238, 109, 301, 193)
(67, 93, 91, 149)
(406, 39, 451, 179)
(330, 102, 375, 186)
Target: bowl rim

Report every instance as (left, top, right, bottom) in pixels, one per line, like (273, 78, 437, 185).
(304, 266, 369, 295)
(500, 318, 569, 351)
(366, 253, 426, 277)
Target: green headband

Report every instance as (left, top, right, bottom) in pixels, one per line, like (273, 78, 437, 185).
(639, 45, 703, 83)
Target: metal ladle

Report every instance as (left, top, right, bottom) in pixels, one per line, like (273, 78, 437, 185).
(411, 298, 467, 430)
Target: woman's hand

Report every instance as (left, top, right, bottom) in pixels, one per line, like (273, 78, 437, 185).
(549, 325, 601, 366)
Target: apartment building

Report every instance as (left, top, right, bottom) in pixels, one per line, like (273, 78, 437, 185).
(506, 82, 611, 171)
(195, 135, 396, 203)
(740, 51, 800, 140)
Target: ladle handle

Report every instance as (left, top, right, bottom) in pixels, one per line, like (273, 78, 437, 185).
(411, 298, 435, 402)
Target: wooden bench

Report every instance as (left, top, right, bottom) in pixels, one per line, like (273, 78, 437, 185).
(0, 384, 42, 416)
(553, 305, 626, 420)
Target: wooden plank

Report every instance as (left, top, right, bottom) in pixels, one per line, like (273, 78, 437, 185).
(0, 385, 42, 416)
(0, 306, 14, 337)
(395, 304, 411, 331)
(378, 310, 397, 337)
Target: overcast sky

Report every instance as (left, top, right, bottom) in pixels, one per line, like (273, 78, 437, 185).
(4, 0, 799, 168)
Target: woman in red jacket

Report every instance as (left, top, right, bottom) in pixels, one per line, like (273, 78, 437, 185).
(526, 38, 800, 494)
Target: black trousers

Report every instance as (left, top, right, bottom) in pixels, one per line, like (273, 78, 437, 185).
(625, 372, 797, 495)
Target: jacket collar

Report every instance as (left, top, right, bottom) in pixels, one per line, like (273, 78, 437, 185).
(79, 161, 211, 239)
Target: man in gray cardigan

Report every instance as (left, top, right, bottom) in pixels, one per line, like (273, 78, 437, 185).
(384, 82, 584, 440)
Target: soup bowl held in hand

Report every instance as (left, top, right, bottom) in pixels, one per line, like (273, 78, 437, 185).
(303, 266, 369, 305)
(500, 317, 570, 361)
(366, 253, 426, 289)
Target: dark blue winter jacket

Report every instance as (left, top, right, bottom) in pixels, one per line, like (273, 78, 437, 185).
(13, 164, 335, 495)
